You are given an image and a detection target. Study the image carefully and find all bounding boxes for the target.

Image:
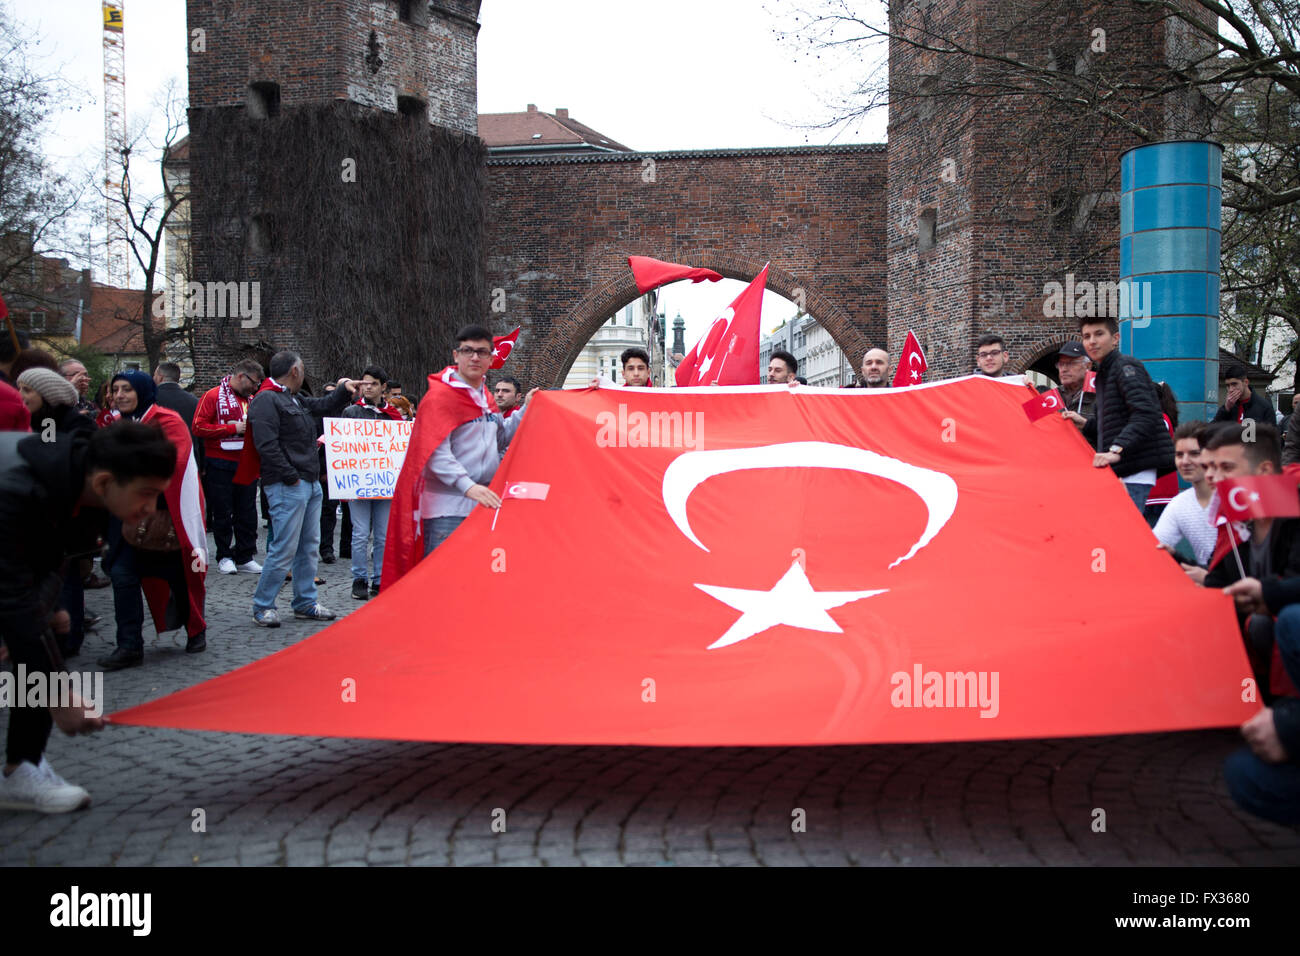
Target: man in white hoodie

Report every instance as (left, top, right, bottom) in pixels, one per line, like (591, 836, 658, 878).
(421, 325, 537, 556)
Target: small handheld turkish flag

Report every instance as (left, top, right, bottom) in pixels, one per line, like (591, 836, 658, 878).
(628, 256, 723, 295)
(503, 481, 550, 501)
(1209, 515, 1250, 575)
(891, 330, 928, 387)
(1216, 475, 1300, 521)
(1022, 388, 1065, 422)
(675, 265, 767, 387)
(491, 480, 551, 531)
(491, 327, 521, 370)
(1083, 370, 1097, 393)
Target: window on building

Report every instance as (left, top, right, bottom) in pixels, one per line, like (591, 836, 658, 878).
(246, 82, 281, 120)
(1234, 99, 1254, 125)
(247, 213, 279, 256)
(29, 311, 45, 332)
(397, 0, 429, 26)
(397, 95, 426, 122)
(918, 207, 937, 251)
(125, 362, 140, 372)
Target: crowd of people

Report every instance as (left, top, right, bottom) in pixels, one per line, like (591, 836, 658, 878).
(0, 317, 1297, 827)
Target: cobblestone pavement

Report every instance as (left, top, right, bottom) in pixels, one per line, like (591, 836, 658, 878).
(3, 525, 1299, 866)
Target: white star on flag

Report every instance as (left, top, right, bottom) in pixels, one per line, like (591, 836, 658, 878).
(695, 559, 887, 650)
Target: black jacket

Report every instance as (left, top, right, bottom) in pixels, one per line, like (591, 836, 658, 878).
(1285, 413, 1300, 467)
(249, 382, 352, 485)
(1204, 514, 1300, 762)
(0, 430, 104, 628)
(1212, 389, 1274, 428)
(155, 381, 203, 472)
(1081, 349, 1174, 478)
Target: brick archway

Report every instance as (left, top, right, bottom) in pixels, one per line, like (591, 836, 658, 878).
(1019, 331, 1081, 382)
(485, 145, 887, 389)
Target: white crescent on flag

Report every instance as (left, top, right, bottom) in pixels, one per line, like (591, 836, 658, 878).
(662, 441, 958, 569)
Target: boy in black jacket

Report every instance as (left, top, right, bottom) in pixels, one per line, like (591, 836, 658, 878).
(0, 423, 175, 813)
(1062, 317, 1173, 511)
(1200, 423, 1300, 823)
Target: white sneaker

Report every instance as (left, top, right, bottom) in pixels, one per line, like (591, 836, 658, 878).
(218, 558, 238, 575)
(236, 559, 263, 574)
(0, 760, 91, 813)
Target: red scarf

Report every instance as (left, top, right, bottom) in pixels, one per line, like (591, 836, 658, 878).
(381, 367, 499, 587)
(233, 377, 289, 485)
(355, 397, 404, 421)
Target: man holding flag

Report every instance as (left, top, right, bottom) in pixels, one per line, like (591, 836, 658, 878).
(1189, 420, 1300, 825)
(382, 326, 538, 586)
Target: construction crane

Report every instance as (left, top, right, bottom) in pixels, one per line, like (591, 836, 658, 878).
(102, 1, 128, 286)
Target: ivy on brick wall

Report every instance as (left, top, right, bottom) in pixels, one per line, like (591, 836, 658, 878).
(188, 101, 486, 397)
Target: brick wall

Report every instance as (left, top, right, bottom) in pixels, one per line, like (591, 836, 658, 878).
(187, 0, 479, 134)
(887, 0, 1177, 378)
(484, 146, 888, 388)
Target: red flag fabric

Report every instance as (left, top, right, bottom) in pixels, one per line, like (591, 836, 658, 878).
(112, 376, 1254, 746)
(1083, 370, 1097, 393)
(1208, 514, 1250, 572)
(674, 265, 767, 387)
(628, 256, 723, 295)
(491, 327, 520, 370)
(138, 404, 207, 636)
(1216, 475, 1300, 521)
(1022, 388, 1065, 422)
(380, 366, 500, 587)
(891, 330, 928, 387)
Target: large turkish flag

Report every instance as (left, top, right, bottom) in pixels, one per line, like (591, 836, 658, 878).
(112, 376, 1255, 745)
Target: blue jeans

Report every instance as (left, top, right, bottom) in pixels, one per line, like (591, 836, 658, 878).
(253, 480, 323, 613)
(1224, 604, 1300, 824)
(423, 515, 465, 557)
(1124, 482, 1151, 511)
(350, 498, 391, 586)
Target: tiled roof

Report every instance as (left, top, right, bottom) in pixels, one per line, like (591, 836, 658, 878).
(81, 283, 151, 354)
(479, 105, 631, 151)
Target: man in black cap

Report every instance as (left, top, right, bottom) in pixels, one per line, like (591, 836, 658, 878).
(1056, 341, 1096, 420)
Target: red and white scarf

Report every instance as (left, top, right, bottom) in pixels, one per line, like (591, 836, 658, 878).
(216, 375, 250, 451)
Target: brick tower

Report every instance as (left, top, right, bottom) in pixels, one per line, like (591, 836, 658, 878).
(185, 0, 485, 391)
(886, 0, 1203, 378)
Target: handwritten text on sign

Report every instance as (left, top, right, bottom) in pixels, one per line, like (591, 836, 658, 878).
(323, 417, 413, 499)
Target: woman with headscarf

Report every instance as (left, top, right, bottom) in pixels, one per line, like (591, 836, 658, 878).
(97, 370, 208, 669)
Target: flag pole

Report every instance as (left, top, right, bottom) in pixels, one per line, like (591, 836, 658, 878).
(491, 504, 501, 532)
(1228, 524, 1246, 579)
(1217, 516, 1247, 579)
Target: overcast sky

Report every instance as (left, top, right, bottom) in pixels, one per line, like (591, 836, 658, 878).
(13, 0, 887, 347)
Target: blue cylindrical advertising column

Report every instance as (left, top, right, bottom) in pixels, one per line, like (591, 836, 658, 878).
(1119, 140, 1222, 423)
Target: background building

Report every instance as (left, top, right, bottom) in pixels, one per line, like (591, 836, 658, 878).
(759, 312, 853, 387)
(561, 291, 663, 388)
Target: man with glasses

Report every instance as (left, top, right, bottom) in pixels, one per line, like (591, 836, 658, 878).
(385, 326, 538, 579)
(194, 359, 266, 575)
(974, 334, 1013, 377)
